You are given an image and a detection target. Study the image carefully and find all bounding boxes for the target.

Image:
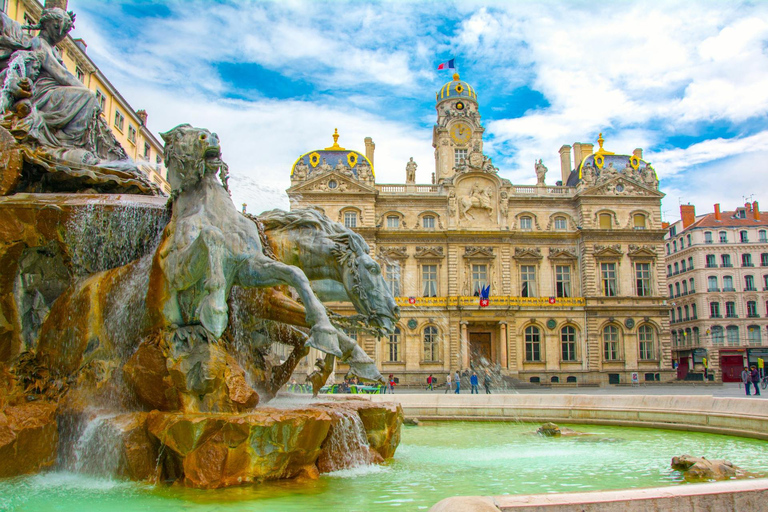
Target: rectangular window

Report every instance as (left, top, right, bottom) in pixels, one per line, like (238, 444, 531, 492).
(423, 327, 439, 362)
(113, 110, 124, 131)
(639, 326, 654, 360)
(601, 262, 617, 297)
(723, 275, 734, 291)
(762, 253, 768, 267)
(635, 262, 651, 297)
(555, 265, 571, 298)
(454, 148, 468, 166)
(561, 327, 576, 362)
(127, 125, 137, 144)
(385, 263, 401, 296)
(726, 301, 737, 318)
(422, 264, 437, 297)
(386, 216, 399, 228)
(344, 211, 357, 228)
(95, 89, 105, 112)
(422, 216, 435, 229)
(599, 214, 612, 229)
(747, 301, 758, 318)
(471, 264, 487, 295)
(741, 231, 749, 243)
(525, 328, 541, 362)
(705, 232, 713, 243)
(75, 67, 84, 83)
(721, 254, 731, 267)
(743, 254, 753, 267)
(707, 276, 719, 291)
(603, 327, 619, 361)
(760, 230, 767, 242)
(143, 142, 151, 161)
(520, 216, 532, 230)
(727, 327, 739, 346)
(710, 302, 721, 318)
(554, 217, 567, 230)
(719, 232, 728, 243)
(521, 265, 536, 297)
(745, 275, 756, 291)
(387, 329, 400, 362)
(706, 255, 716, 268)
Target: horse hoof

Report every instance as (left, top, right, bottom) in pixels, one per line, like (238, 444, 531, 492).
(307, 328, 342, 357)
(198, 298, 228, 339)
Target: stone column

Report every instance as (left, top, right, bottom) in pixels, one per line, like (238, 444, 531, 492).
(460, 321, 469, 369)
(499, 322, 508, 369)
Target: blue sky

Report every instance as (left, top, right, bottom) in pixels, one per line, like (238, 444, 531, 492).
(69, 0, 768, 221)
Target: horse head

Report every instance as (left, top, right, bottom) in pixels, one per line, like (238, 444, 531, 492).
(330, 231, 400, 335)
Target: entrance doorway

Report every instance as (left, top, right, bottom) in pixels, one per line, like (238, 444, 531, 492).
(470, 332, 492, 367)
(677, 357, 689, 380)
(720, 355, 744, 383)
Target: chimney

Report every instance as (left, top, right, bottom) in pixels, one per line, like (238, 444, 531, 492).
(364, 137, 375, 166)
(44, 0, 68, 9)
(662, 221, 670, 229)
(572, 143, 583, 168)
(754, 201, 760, 220)
(559, 145, 572, 184)
(633, 148, 643, 160)
(582, 143, 594, 158)
(680, 204, 696, 229)
(136, 109, 148, 126)
(73, 38, 87, 53)
(714, 204, 721, 221)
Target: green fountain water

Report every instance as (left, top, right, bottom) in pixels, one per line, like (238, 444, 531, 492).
(3, 421, 767, 512)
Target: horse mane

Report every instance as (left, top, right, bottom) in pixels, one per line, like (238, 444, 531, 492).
(260, 208, 371, 253)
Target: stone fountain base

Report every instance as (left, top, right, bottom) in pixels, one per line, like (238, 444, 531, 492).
(0, 397, 402, 488)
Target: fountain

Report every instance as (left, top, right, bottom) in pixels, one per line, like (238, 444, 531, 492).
(0, 6, 401, 490)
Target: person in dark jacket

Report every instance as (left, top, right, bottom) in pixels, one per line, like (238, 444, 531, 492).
(750, 366, 761, 396)
(470, 372, 479, 394)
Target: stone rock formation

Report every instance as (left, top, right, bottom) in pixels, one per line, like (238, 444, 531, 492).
(0, 402, 58, 477)
(536, 422, 588, 437)
(671, 454, 752, 482)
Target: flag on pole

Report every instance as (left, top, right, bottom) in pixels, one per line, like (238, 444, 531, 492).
(479, 284, 490, 307)
(437, 58, 455, 70)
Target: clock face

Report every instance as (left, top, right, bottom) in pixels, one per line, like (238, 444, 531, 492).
(450, 122, 471, 145)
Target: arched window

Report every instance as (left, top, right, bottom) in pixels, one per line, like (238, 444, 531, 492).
(748, 325, 761, 345)
(726, 325, 739, 346)
(423, 326, 439, 362)
(711, 326, 724, 345)
(674, 262, 679, 274)
(603, 325, 620, 361)
(688, 257, 694, 269)
(387, 327, 401, 362)
(561, 326, 577, 362)
(633, 214, 646, 229)
(525, 326, 541, 362)
(760, 230, 767, 242)
(723, 275, 734, 291)
(637, 325, 656, 361)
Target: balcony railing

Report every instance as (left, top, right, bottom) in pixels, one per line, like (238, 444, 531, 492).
(395, 295, 587, 308)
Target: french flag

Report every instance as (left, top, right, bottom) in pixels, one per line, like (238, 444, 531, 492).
(479, 285, 490, 307)
(437, 58, 455, 70)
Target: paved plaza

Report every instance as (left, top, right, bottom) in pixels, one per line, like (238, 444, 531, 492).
(390, 382, 767, 398)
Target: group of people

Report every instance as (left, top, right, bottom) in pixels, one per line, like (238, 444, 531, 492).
(741, 365, 763, 396)
(436, 370, 493, 394)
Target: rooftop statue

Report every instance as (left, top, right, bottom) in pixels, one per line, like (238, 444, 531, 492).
(0, 8, 157, 195)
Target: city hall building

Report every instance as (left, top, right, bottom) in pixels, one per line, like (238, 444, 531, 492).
(287, 73, 673, 386)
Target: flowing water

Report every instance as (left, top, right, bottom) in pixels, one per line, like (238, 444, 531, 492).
(2, 421, 768, 512)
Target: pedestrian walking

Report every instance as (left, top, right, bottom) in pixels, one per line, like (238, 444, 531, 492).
(741, 367, 751, 396)
(750, 366, 761, 396)
(470, 372, 479, 394)
(483, 372, 492, 394)
(759, 357, 765, 380)
(426, 374, 434, 391)
(387, 374, 395, 394)
(454, 370, 461, 394)
(445, 373, 452, 394)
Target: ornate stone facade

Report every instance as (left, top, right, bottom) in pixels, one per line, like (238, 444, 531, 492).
(288, 74, 672, 386)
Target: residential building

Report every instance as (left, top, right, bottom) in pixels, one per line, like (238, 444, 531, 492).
(287, 73, 673, 386)
(666, 202, 768, 381)
(2, 0, 169, 194)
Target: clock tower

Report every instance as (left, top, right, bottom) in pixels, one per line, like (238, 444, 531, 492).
(432, 73, 484, 181)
